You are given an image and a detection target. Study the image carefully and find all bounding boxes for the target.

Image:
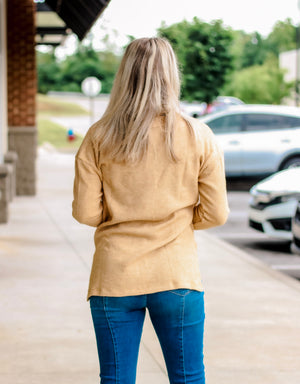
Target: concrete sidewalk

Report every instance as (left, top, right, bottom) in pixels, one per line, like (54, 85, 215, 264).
(0, 148, 300, 384)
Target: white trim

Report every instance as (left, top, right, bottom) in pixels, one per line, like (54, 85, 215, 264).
(0, 0, 8, 163)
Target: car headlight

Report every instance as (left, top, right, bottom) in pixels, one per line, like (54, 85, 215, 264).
(250, 190, 272, 203)
(277, 193, 300, 204)
(250, 190, 300, 205)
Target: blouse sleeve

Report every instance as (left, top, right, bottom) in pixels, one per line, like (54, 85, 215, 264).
(193, 124, 229, 230)
(72, 130, 103, 227)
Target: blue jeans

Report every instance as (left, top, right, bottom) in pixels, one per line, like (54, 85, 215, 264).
(90, 289, 205, 384)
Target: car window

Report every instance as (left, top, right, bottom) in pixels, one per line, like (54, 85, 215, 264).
(207, 114, 243, 134)
(244, 113, 300, 131)
(283, 116, 300, 128)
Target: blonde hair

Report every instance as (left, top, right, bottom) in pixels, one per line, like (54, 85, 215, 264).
(94, 37, 181, 162)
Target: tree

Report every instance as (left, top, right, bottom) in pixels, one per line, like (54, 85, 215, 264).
(37, 51, 62, 94)
(229, 22, 296, 72)
(37, 44, 121, 94)
(158, 18, 233, 103)
(97, 50, 121, 93)
(229, 30, 249, 70)
(266, 18, 296, 56)
(59, 46, 103, 92)
(223, 58, 292, 104)
(240, 32, 269, 69)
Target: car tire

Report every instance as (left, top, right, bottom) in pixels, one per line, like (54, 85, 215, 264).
(281, 156, 300, 170)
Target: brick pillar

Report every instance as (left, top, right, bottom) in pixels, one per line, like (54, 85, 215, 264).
(6, 0, 37, 195)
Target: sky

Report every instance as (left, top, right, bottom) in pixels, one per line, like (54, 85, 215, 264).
(56, 0, 300, 57)
(100, 0, 299, 38)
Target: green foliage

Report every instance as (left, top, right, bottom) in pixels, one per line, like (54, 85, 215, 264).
(37, 117, 83, 150)
(229, 19, 296, 71)
(223, 59, 293, 104)
(37, 94, 86, 150)
(158, 18, 233, 103)
(221, 19, 296, 104)
(37, 52, 62, 94)
(266, 18, 296, 56)
(37, 18, 296, 105)
(229, 30, 249, 70)
(60, 47, 102, 89)
(158, 20, 189, 67)
(240, 32, 268, 69)
(37, 45, 121, 94)
(98, 51, 121, 92)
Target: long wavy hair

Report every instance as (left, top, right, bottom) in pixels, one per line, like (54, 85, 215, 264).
(94, 37, 181, 162)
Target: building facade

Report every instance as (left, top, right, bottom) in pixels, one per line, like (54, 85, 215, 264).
(0, 0, 110, 223)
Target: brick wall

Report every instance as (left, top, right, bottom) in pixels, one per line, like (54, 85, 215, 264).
(7, 0, 36, 127)
(6, 0, 37, 195)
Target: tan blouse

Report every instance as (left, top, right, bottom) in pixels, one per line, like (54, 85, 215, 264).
(72, 114, 229, 299)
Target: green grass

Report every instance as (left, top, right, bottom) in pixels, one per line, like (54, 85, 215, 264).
(37, 94, 89, 116)
(37, 117, 83, 151)
(37, 94, 87, 151)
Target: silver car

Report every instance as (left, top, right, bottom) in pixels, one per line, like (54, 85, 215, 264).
(199, 105, 300, 177)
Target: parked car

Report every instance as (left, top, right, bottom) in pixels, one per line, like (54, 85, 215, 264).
(248, 168, 300, 239)
(291, 201, 300, 254)
(180, 101, 206, 118)
(199, 104, 300, 177)
(181, 96, 244, 118)
(203, 96, 244, 115)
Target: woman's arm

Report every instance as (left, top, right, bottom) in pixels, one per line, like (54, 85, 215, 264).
(72, 130, 103, 227)
(193, 125, 229, 230)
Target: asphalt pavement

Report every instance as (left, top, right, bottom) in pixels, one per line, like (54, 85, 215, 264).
(208, 191, 300, 280)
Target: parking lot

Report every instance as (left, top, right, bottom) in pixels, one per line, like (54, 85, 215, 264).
(208, 182, 300, 281)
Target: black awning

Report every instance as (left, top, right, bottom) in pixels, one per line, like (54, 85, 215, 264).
(36, 2, 69, 46)
(44, 0, 111, 41)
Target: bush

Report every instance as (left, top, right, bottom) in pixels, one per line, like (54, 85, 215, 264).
(223, 60, 292, 104)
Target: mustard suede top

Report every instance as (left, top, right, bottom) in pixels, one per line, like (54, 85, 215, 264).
(72, 114, 229, 299)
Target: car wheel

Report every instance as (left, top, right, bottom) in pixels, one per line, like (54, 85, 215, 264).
(281, 156, 300, 170)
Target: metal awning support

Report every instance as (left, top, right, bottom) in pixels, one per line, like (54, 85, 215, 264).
(45, 0, 111, 41)
(35, 0, 111, 46)
(35, 2, 69, 46)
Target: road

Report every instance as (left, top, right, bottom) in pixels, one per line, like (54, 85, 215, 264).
(207, 183, 300, 281)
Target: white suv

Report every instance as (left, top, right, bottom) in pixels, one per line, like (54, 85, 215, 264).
(248, 168, 300, 239)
